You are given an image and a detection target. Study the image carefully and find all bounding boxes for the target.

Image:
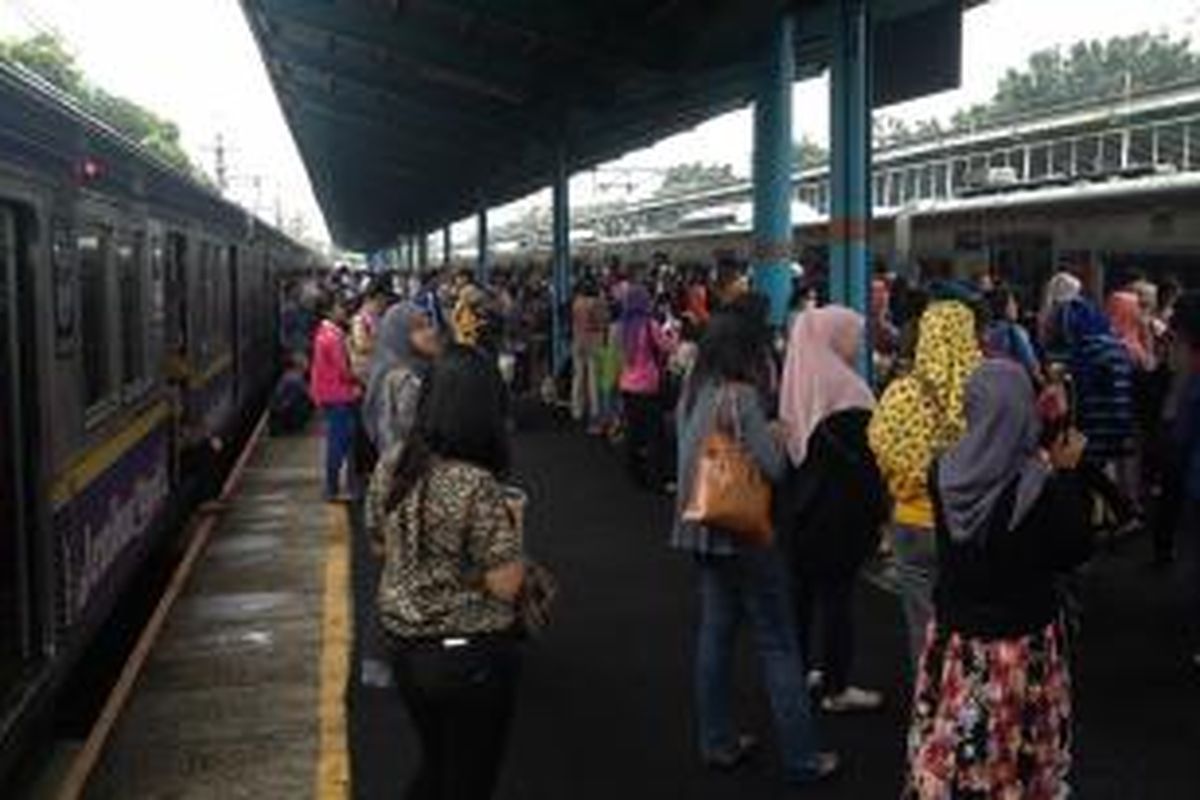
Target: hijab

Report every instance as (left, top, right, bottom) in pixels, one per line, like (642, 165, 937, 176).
(1106, 290, 1153, 369)
(937, 359, 1050, 544)
(780, 306, 876, 466)
(362, 303, 426, 447)
(1044, 271, 1083, 311)
(911, 301, 982, 434)
(868, 301, 982, 511)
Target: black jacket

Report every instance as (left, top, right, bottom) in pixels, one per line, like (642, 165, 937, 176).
(930, 468, 1094, 640)
(777, 409, 889, 578)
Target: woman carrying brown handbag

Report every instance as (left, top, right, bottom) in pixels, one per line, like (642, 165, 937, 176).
(672, 310, 839, 788)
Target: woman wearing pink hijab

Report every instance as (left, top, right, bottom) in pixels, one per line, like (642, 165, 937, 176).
(1107, 289, 1157, 371)
(778, 306, 890, 713)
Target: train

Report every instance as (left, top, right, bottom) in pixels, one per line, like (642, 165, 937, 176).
(0, 62, 321, 780)
(487, 171, 1200, 303)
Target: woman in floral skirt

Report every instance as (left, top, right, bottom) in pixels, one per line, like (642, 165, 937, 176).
(905, 360, 1094, 799)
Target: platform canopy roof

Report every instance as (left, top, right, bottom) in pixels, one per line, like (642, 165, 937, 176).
(242, 0, 977, 251)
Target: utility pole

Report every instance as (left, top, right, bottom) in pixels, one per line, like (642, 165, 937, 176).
(214, 133, 228, 194)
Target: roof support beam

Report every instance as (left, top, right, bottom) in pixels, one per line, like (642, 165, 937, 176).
(252, 0, 530, 104)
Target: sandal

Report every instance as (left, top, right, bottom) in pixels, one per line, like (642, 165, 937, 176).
(703, 734, 759, 771)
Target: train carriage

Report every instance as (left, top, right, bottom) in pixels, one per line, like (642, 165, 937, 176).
(0, 61, 319, 780)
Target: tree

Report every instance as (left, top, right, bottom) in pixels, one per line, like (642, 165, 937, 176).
(653, 162, 737, 197)
(0, 32, 200, 177)
(874, 31, 1200, 146)
(991, 33, 1200, 118)
(793, 137, 828, 169)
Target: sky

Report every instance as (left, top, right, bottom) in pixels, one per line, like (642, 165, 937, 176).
(2, 0, 1199, 250)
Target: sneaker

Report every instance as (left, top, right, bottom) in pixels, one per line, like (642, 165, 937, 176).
(787, 751, 841, 786)
(806, 669, 825, 691)
(703, 733, 759, 771)
(822, 686, 884, 713)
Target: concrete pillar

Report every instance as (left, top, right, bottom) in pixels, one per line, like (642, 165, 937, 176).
(751, 12, 795, 329)
(829, 0, 872, 371)
(442, 225, 452, 266)
(551, 144, 571, 374)
(476, 203, 489, 284)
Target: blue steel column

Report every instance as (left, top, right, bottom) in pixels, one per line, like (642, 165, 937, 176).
(829, 0, 871, 323)
(752, 13, 796, 329)
(551, 144, 571, 374)
(476, 203, 490, 284)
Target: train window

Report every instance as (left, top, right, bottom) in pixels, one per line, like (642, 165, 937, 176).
(903, 168, 917, 203)
(918, 165, 933, 199)
(79, 225, 115, 410)
(1128, 126, 1152, 167)
(1008, 148, 1027, 180)
(1099, 132, 1122, 173)
(932, 163, 949, 199)
(1075, 137, 1099, 175)
(1051, 141, 1071, 176)
(1, 206, 24, 686)
(988, 151, 1007, 169)
(887, 170, 901, 206)
(118, 233, 147, 391)
(1028, 146, 1048, 179)
(872, 173, 885, 207)
(196, 241, 211, 361)
(1155, 122, 1185, 169)
(1188, 122, 1200, 170)
(149, 235, 165, 327)
(951, 159, 968, 195)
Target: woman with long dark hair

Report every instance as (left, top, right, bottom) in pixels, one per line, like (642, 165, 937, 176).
(673, 311, 838, 787)
(372, 345, 525, 800)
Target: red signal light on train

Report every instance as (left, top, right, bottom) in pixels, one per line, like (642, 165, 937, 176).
(77, 156, 107, 183)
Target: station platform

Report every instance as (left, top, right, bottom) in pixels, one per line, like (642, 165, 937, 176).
(84, 431, 350, 799)
(79, 415, 1197, 799)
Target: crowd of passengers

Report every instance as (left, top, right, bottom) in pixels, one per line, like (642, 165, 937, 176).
(273, 255, 1200, 799)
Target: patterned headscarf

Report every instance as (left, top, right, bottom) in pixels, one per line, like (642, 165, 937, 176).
(868, 301, 982, 515)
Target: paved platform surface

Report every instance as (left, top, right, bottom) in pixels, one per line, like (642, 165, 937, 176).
(86, 432, 342, 800)
(350, 418, 1199, 799)
(79, 418, 1199, 799)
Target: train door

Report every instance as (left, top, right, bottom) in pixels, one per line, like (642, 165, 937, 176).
(0, 204, 36, 691)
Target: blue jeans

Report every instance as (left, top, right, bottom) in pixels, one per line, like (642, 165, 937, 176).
(696, 549, 822, 781)
(892, 524, 937, 673)
(323, 403, 359, 498)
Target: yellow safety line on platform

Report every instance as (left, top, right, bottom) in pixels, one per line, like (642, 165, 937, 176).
(316, 503, 352, 799)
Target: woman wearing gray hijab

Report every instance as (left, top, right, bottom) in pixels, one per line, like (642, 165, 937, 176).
(904, 359, 1094, 800)
(363, 303, 440, 454)
(361, 302, 441, 689)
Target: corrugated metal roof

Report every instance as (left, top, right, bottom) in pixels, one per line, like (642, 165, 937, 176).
(242, 0, 972, 250)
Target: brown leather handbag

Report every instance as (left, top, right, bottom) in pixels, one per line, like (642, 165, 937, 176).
(682, 388, 774, 546)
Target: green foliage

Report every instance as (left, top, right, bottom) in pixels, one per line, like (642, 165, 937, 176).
(654, 162, 737, 197)
(793, 136, 828, 169)
(876, 31, 1200, 147)
(0, 32, 200, 177)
